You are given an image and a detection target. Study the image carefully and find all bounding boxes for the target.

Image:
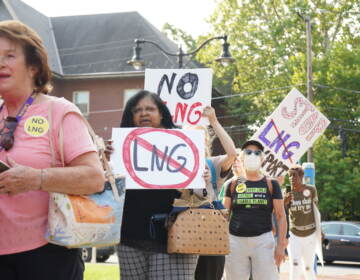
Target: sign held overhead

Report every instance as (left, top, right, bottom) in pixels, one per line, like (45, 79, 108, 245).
(251, 88, 330, 177)
(144, 68, 213, 126)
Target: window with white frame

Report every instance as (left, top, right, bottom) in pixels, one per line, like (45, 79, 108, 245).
(123, 89, 141, 107)
(73, 91, 90, 117)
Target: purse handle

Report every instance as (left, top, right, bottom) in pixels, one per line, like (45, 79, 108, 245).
(206, 158, 218, 197)
(47, 101, 120, 201)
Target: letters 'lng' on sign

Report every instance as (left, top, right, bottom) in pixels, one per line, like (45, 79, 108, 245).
(251, 88, 330, 177)
(144, 68, 213, 126)
(111, 128, 205, 190)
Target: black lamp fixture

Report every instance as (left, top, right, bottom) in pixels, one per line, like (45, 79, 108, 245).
(127, 35, 235, 70)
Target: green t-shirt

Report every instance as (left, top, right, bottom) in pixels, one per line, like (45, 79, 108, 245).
(289, 185, 318, 237)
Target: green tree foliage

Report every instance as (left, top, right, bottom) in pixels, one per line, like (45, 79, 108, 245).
(314, 135, 360, 220)
(200, 0, 359, 121)
(198, 0, 360, 220)
(162, 0, 360, 220)
(316, 44, 360, 146)
(162, 23, 197, 51)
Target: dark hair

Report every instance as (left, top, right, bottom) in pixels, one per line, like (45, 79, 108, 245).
(120, 90, 178, 129)
(0, 20, 52, 94)
(241, 140, 264, 151)
(289, 166, 304, 177)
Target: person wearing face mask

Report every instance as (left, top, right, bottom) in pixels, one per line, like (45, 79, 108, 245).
(222, 140, 287, 280)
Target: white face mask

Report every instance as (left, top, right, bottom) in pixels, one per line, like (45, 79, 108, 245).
(243, 154, 262, 171)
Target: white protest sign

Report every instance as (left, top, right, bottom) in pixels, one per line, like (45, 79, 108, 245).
(144, 68, 213, 126)
(251, 88, 330, 177)
(111, 128, 205, 189)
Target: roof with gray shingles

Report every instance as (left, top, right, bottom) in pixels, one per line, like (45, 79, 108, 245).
(0, 0, 197, 75)
(51, 12, 194, 74)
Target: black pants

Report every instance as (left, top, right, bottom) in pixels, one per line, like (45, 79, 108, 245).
(0, 243, 84, 280)
(195, 255, 225, 280)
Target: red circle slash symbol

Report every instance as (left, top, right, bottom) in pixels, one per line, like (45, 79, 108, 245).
(122, 128, 199, 189)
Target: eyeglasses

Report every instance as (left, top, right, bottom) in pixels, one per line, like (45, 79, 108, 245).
(244, 149, 262, 156)
(0, 117, 18, 151)
(131, 106, 158, 115)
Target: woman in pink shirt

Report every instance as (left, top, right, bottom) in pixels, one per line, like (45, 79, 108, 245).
(0, 21, 104, 280)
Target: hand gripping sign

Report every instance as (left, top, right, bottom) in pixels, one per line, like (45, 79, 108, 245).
(111, 128, 205, 189)
(144, 68, 213, 126)
(251, 88, 330, 178)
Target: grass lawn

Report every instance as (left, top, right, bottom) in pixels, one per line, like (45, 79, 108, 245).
(84, 263, 119, 280)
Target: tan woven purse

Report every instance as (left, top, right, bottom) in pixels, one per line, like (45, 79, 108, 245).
(167, 207, 229, 255)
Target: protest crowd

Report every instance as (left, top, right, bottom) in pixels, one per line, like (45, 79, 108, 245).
(0, 20, 328, 280)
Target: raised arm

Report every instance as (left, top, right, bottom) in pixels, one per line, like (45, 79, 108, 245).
(203, 106, 237, 172)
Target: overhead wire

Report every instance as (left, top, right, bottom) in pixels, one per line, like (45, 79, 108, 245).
(211, 85, 304, 100)
(210, 83, 359, 103)
(315, 84, 360, 94)
(327, 125, 360, 133)
(210, 84, 358, 121)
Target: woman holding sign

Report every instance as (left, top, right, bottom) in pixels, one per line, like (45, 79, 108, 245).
(0, 21, 104, 280)
(117, 90, 199, 280)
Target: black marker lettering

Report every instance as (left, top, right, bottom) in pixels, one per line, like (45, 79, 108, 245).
(167, 144, 187, 173)
(133, 139, 148, 171)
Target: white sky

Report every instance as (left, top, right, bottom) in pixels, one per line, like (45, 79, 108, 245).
(22, 0, 217, 37)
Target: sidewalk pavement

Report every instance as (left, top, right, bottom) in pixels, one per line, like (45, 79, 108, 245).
(279, 272, 360, 280)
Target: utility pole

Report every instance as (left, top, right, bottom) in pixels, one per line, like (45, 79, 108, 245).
(305, 15, 314, 162)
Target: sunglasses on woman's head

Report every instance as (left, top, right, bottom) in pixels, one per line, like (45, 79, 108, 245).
(0, 117, 18, 151)
(244, 149, 262, 156)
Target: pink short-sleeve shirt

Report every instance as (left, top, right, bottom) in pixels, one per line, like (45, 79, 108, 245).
(0, 97, 96, 255)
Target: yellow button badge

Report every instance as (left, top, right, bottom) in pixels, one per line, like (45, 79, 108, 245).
(24, 116, 49, 137)
(236, 183, 247, 193)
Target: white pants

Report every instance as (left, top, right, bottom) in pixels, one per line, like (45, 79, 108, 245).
(223, 232, 279, 280)
(288, 232, 317, 280)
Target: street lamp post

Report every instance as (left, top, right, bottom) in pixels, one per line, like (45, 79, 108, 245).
(127, 35, 234, 70)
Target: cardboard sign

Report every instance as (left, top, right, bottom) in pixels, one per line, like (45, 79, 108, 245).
(144, 68, 212, 126)
(111, 128, 205, 189)
(251, 88, 330, 177)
